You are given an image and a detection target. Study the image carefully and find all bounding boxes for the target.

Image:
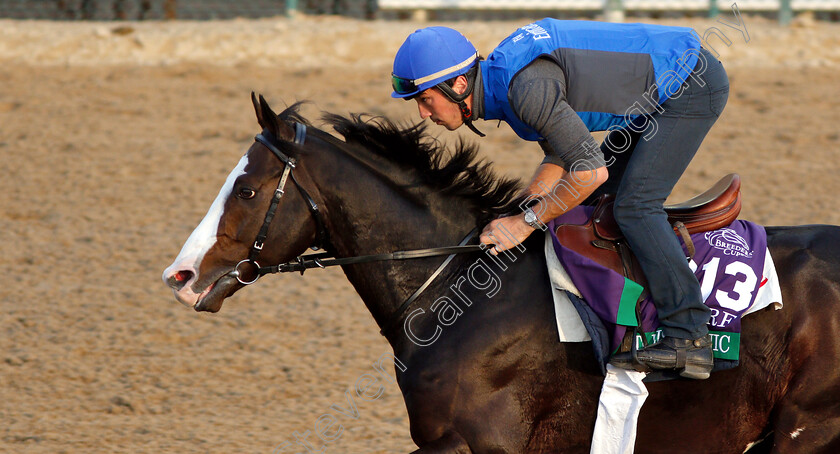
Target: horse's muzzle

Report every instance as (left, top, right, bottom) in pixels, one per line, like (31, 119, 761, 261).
(193, 273, 241, 312)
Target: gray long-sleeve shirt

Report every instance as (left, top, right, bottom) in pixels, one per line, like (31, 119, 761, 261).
(475, 58, 606, 171)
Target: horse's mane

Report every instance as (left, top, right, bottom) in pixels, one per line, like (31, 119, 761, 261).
(276, 101, 311, 127)
(311, 110, 524, 223)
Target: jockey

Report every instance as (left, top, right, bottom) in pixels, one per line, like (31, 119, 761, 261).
(390, 19, 730, 380)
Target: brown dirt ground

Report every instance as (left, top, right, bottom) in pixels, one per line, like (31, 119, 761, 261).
(1, 13, 839, 454)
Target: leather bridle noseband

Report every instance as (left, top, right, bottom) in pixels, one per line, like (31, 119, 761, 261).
(230, 122, 485, 336)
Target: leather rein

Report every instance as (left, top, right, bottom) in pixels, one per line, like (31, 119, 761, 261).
(231, 123, 485, 336)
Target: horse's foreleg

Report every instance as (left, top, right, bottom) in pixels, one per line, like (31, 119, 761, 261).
(410, 432, 472, 454)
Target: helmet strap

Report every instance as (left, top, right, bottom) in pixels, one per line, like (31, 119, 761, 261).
(437, 81, 486, 138)
(461, 102, 486, 138)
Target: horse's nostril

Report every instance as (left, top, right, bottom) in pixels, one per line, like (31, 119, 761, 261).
(166, 270, 194, 291)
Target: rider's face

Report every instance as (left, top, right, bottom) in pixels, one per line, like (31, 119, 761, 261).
(414, 87, 464, 131)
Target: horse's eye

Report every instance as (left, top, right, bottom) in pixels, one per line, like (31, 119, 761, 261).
(237, 187, 256, 200)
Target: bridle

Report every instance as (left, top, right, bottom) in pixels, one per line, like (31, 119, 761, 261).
(232, 123, 327, 285)
(231, 122, 485, 336)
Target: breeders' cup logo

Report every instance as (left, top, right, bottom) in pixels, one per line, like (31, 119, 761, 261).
(705, 228, 753, 258)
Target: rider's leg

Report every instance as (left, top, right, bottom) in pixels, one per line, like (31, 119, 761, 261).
(585, 120, 640, 203)
(610, 48, 730, 378)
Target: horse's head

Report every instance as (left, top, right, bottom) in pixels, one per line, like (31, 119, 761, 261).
(162, 94, 324, 312)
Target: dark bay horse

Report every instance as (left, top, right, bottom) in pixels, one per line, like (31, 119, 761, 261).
(162, 94, 840, 453)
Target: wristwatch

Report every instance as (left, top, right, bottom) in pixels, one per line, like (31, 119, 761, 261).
(523, 207, 542, 229)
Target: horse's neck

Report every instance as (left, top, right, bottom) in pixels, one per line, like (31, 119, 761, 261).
(314, 143, 477, 331)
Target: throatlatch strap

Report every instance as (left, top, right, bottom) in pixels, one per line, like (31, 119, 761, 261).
(290, 171, 329, 250)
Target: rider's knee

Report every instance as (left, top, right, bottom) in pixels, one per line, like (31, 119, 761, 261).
(612, 194, 645, 228)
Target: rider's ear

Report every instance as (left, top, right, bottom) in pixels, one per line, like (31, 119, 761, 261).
(452, 75, 469, 96)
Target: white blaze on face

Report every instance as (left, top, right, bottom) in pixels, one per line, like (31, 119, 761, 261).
(163, 155, 250, 285)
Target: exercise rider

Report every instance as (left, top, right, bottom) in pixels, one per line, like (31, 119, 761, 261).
(390, 19, 730, 379)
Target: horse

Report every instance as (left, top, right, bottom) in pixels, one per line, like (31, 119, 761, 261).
(162, 94, 840, 453)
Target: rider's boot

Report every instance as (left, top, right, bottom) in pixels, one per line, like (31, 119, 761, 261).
(610, 335, 714, 380)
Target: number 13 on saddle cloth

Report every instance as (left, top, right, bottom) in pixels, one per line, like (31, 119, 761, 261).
(545, 189, 783, 372)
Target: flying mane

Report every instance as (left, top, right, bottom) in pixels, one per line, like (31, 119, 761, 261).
(317, 110, 524, 223)
(270, 103, 523, 222)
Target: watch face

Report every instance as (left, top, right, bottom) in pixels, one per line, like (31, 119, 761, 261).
(525, 209, 536, 224)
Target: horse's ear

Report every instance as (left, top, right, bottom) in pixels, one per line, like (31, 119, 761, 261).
(252, 93, 295, 141)
(258, 94, 295, 141)
(252, 91, 265, 129)
(253, 92, 278, 134)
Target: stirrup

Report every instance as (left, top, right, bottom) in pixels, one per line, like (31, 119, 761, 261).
(680, 362, 712, 380)
(628, 329, 652, 373)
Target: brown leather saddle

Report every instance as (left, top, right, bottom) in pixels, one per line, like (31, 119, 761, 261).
(554, 173, 741, 280)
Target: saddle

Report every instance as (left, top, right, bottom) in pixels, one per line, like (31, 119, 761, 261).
(554, 173, 741, 281)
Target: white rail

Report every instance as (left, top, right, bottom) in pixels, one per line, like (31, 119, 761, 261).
(378, 0, 840, 11)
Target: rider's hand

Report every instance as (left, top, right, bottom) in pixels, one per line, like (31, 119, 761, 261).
(479, 214, 535, 255)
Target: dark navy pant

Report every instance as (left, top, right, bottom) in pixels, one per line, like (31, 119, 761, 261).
(592, 48, 730, 340)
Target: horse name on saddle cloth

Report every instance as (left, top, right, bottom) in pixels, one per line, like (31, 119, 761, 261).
(547, 206, 772, 365)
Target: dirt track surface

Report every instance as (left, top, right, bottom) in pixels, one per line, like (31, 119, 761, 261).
(2, 13, 839, 454)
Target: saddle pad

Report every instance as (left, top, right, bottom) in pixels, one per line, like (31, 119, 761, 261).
(545, 232, 781, 344)
(544, 218, 783, 454)
(544, 210, 783, 359)
(544, 231, 590, 342)
(546, 230, 784, 453)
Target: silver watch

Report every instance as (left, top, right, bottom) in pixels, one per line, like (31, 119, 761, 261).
(523, 207, 541, 229)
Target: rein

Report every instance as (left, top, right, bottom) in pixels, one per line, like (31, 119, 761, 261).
(232, 123, 486, 336)
(255, 235, 482, 276)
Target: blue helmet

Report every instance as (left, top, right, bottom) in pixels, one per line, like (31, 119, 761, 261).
(391, 26, 479, 99)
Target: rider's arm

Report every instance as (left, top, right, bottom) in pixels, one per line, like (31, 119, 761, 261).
(508, 58, 608, 221)
(523, 163, 607, 223)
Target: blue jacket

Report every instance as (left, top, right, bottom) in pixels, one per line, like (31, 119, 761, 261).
(481, 19, 701, 140)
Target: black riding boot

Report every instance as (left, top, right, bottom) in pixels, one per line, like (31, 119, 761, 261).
(610, 335, 714, 380)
